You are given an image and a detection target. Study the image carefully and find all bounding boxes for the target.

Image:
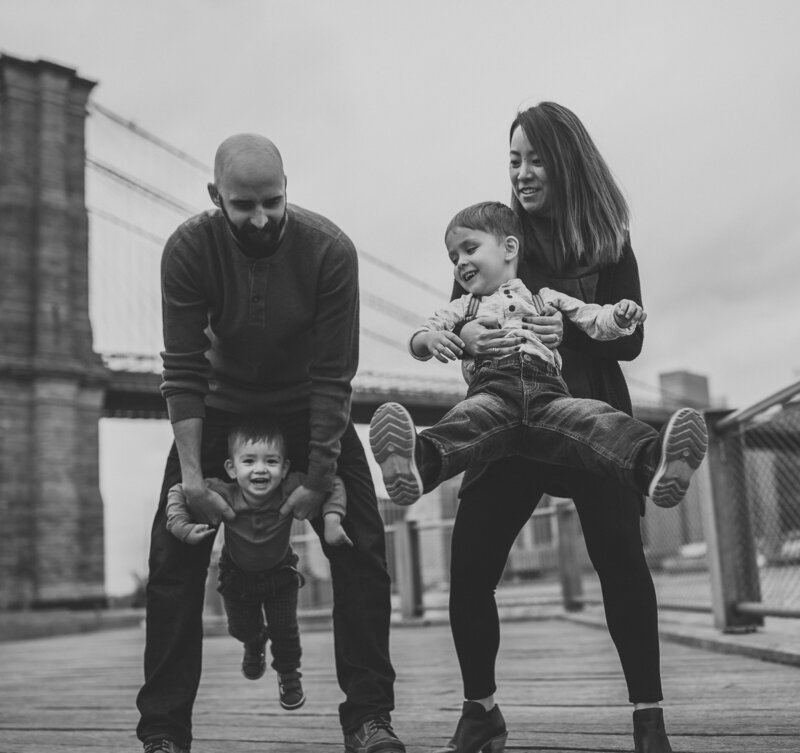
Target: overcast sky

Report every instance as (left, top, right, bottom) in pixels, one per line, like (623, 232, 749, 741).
(4, 0, 799, 593)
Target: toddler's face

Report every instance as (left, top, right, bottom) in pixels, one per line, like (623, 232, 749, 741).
(446, 226, 515, 296)
(225, 439, 289, 503)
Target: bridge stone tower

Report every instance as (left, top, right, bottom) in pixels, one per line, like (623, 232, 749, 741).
(0, 55, 109, 608)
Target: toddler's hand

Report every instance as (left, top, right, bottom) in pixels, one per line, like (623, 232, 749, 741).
(324, 515, 354, 547)
(614, 299, 647, 327)
(184, 523, 216, 545)
(424, 330, 465, 362)
(325, 527, 354, 547)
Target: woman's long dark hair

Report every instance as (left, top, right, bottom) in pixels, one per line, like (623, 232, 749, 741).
(510, 102, 629, 266)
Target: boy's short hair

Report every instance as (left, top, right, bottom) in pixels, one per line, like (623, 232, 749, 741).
(445, 201, 523, 244)
(227, 414, 288, 458)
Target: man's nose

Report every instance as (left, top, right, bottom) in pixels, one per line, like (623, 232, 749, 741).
(250, 209, 269, 230)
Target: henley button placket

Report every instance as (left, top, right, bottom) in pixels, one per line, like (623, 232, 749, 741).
(249, 262, 269, 323)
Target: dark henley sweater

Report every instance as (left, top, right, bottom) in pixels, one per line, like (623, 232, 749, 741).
(160, 204, 359, 492)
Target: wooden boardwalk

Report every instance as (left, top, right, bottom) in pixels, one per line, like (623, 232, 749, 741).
(0, 617, 798, 752)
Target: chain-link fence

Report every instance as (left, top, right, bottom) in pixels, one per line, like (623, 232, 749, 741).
(704, 383, 800, 625)
(735, 410, 800, 611)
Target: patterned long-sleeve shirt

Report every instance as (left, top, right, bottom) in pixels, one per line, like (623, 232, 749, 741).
(410, 277, 636, 371)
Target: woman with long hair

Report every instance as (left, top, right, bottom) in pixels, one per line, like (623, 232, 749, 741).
(436, 102, 672, 753)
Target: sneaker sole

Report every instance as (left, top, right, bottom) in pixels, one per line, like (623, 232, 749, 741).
(280, 693, 306, 710)
(369, 402, 423, 506)
(648, 408, 708, 508)
(242, 666, 266, 680)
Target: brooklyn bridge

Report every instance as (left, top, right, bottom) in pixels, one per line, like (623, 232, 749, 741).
(0, 54, 697, 612)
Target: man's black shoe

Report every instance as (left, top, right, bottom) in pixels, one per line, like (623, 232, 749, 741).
(143, 739, 189, 753)
(344, 715, 406, 753)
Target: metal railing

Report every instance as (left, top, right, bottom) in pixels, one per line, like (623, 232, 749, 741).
(281, 496, 570, 623)
(702, 380, 800, 630)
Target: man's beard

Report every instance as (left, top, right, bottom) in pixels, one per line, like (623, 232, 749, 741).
(219, 201, 287, 257)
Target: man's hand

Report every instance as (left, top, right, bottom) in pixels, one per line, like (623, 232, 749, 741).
(184, 484, 235, 526)
(279, 484, 326, 521)
(183, 523, 217, 545)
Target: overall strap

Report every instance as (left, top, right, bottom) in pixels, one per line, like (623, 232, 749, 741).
(531, 292, 545, 314)
(463, 294, 481, 322)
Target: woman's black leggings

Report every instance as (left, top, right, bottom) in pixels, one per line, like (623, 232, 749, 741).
(449, 455, 662, 704)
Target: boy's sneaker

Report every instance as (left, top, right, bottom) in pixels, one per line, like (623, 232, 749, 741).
(241, 634, 267, 680)
(143, 739, 189, 753)
(278, 669, 306, 710)
(369, 402, 423, 506)
(648, 408, 708, 508)
(344, 715, 406, 753)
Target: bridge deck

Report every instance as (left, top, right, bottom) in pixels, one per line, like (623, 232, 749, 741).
(1, 617, 797, 752)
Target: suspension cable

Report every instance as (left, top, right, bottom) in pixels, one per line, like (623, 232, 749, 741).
(88, 208, 167, 246)
(89, 101, 212, 174)
(86, 157, 200, 216)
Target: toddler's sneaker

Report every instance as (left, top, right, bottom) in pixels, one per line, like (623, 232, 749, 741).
(278, 669, 306, 710)
(369, 402, 423, 506)
(241, 633, 267, 680)
(648, 408, 708, 508)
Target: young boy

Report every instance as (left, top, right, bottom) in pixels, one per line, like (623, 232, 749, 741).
(166, 415, 351, 711)
(369, 201, 708, 509)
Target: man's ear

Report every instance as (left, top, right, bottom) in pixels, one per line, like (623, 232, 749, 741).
(504, 235, 520, 261)
(223, 458, 236, 480)
(207, 183, 221, 207)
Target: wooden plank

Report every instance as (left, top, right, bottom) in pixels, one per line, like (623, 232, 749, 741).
(0, 619, 798, 751)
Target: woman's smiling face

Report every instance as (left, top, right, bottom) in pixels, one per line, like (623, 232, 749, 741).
(509, 125, 551, 216)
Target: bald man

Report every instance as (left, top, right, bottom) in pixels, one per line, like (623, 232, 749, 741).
(136, 134, 404, 753)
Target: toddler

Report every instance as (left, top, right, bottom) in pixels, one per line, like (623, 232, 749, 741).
(166, 415, 350, 710)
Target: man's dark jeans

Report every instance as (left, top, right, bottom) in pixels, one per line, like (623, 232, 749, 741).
(418, 352, 659, 494)
(136, 409, 395, 748)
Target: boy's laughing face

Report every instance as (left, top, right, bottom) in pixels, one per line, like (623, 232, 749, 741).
(446, 226, 518, 296)
(224, 438, 289, 505)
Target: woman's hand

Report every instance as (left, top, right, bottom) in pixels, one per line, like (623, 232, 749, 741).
(521, 306, 564, 351)
(460, 316, 523, 357)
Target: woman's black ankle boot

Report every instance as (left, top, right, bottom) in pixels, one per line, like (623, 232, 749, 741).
(432, 700, 508, 753)
(633, 707, 673, 753)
